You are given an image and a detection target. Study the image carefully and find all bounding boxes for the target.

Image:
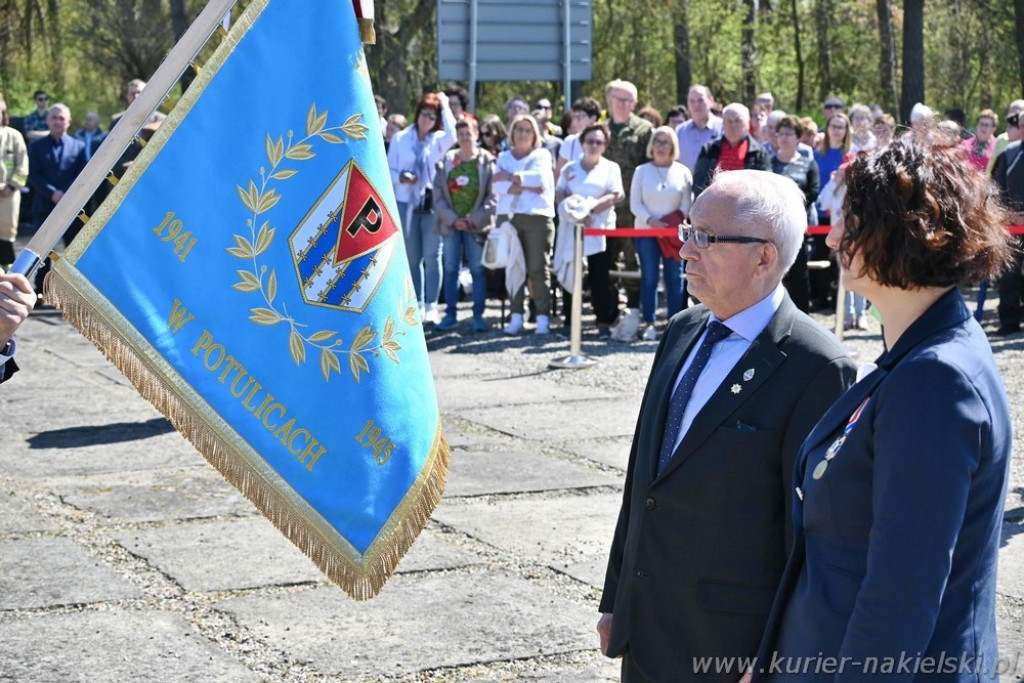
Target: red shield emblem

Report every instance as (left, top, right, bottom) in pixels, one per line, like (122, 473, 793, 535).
(289, 161, 400, 312)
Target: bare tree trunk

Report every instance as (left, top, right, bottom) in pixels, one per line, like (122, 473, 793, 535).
(367, 0, 436, 115)
(44, 0, 64, 91)
(169, 0, 193, 92)
(790, 0, 805, 111)
(1015, 0, 1024, 96)
(816, 0, 833, 102)
(741, 0, 757, 105)
(877, 0, 898, 115)
(900, 0, 925, 123)
(673, 0, 691, 105)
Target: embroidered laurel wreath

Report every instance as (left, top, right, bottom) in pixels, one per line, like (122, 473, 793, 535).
(229, 103, 418, 383)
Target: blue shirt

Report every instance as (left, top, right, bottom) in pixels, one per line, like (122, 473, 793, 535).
(670, 284, 785, 452)
(676, 115, 723, 173)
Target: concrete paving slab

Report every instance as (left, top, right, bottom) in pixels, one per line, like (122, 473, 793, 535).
(394, 529, 484, 573)
(0, 609, 258, 681)
(428, 350, 505, 379)
(445, 449, 621, 497)
(432, 492, 621, 567)
(55, 467, 253, 523)
(114, 517, 323, 592)
(460, 397, 640, 442)
(516, 662, 620, 682)
(0, 427, 204, 479)
(0, 537, 141, 609)
(437, 376, 615, 412)
(440, 421, 509, 450)
(1000, 520, 1024, 600)
(115, 520, 483, 593)
(1, 387, 164, 433)
(216, 571, 598, 676)
(557, 435, 634, 470)
(558, 557, 609, 589)
(0, 489, 56, 534)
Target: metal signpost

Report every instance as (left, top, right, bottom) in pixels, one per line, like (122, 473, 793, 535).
(437, 0, 592, 111)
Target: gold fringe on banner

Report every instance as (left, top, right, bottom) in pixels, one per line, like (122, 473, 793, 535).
(358, 17, 375, 44)
(45, 263, 449, 600)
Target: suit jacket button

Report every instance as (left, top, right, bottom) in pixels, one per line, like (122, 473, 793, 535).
(644, 497, 655, 510)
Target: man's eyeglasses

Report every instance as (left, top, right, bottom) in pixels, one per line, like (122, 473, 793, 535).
(36, 96, 47, 102)
(678, 226, 770, 249)
(536, 104, 552, 110)
(824, 104, 842, 110)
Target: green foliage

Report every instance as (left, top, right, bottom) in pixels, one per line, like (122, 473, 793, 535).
(3, 0, 1023, 131)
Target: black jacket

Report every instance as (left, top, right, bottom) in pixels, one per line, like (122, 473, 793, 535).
(693, 134, 772, 196)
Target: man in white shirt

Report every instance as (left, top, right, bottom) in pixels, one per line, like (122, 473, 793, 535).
(675, 85, 723, 173)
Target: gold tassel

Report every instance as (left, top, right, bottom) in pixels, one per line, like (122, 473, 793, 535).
(45, 265, 449, 600)
(358, 17, 375, 45)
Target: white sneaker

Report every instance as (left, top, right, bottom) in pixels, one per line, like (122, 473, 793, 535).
(423, 302, 439, 325)
(535, 315, 550, 334)
(642, 324, 657, 341)
(504, 313, 524, 334)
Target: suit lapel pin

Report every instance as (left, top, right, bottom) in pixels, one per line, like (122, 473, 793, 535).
(743, 368, 755, 382)
(731, 383, 742, 394)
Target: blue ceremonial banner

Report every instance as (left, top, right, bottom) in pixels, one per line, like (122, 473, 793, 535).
(48, 0, 447, 599)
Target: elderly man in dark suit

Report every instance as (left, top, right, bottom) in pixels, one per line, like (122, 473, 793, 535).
(598, 169, 857, 683)
(28, 103, 87, 292)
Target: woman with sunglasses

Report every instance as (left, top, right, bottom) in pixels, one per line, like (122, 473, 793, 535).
(478, 115, 507, 159)
(752, 135, 1014, 683)
(387, 91, 456, 324)
(555, 122, 624, 339)
(494, 115, 556, 334)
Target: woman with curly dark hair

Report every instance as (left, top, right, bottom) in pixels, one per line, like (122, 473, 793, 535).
(752, 136, 1015, 681)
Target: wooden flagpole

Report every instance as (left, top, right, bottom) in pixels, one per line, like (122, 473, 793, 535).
(11, 0, 239, 279)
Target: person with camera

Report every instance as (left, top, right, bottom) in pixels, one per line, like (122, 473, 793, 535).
(387, 92, 456, 324)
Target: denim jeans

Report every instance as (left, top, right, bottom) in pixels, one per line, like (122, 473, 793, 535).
(846, 291, 867, 320)
(398, 201, 441, 306)
(635, 236, 684, 324)
(442, 229, 486, 317)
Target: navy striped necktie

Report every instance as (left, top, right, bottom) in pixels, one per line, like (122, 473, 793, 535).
(657, 320, 732, 475)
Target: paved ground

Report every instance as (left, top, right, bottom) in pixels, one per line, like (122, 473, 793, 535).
(2, 275, 1024, 681)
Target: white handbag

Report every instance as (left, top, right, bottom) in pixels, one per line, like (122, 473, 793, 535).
(481, 220, 511, 270)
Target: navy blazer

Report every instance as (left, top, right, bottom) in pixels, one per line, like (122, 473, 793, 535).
(27, 133, 87, 219)
(601, 294, 856, 682)
(754, 289, 1012, 681)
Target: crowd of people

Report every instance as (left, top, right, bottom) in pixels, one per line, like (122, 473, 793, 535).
(379, 79, 1024, 340)
(2, 66, 1022, 683)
